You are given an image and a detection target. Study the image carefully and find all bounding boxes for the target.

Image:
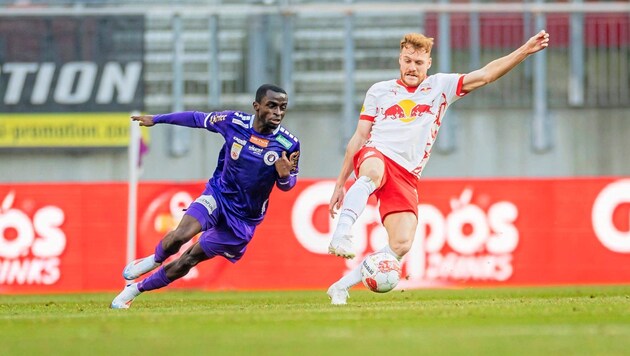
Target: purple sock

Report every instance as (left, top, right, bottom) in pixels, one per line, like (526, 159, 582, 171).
(154, 242, 169, 263)
(138, 267, 172, 292)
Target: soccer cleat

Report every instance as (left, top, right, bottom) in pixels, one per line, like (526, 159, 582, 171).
(328, 234, 355, 259)
(122, 254, 161, 281)
(110, 283, 141, 309)
(327, 283, 349, 305)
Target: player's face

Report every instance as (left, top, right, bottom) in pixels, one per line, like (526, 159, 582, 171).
(399, 45, 432, 87)
(253, 90, 289, 133)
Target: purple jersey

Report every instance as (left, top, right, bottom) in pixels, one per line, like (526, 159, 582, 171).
(153, 110, 300, 226)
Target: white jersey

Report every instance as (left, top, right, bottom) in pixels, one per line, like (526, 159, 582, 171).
(359, 74, 466, 178)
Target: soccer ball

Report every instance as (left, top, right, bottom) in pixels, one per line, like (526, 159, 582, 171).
(361, 252, 402, 293)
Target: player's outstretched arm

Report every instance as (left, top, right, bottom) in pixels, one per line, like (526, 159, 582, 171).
(329, 120, 372, 218)
(135, 111, 209, 129)
(131, 114, 156, 127)
(461, 30, 550, 93)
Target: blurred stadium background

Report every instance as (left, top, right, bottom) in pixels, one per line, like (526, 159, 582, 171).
(2, 1, 630, 354)
(1, 0, 629, 181)
(0, 0, 629, 294)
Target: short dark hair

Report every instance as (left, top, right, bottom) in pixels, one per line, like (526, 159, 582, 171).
(255, 84, 287, 103)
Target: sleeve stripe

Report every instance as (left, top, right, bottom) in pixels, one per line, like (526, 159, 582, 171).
(360, 115, 375, 122)
(456, 75, 468, 96)
(204, 113, 212, 127)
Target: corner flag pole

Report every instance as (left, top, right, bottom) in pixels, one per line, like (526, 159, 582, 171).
(127, 112, 141, 264)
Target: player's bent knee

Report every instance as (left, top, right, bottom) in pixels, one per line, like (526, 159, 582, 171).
(362, 171, 383, 188)
(390, 241, 412, 257)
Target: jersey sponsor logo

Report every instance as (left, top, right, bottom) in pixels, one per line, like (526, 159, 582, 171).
(232, 118, 248, 129)
(194, 194, 218, 215)
(263, 151, 279, 166)
(248, 145, 263, 155)
(230, 142, 243, 160)
(249, 135, 269, 148)
(276, 135, 293, 149)
(383, 99, 433, 123)
(233, 136, 247, 146)
(233, 112, 252, 120)
(208, 114, 227, 124)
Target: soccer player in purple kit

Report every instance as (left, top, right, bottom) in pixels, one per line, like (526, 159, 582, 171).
(110, 84, 300, 309)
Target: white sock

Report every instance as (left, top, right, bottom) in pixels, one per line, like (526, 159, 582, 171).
(335, 265, 363, 290)
(378, 245, 402, 261)
(334, 176, 376, 237)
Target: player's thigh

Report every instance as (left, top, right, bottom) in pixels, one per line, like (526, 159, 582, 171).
(182, 192, 223, 233)
(382, 211, 417, 254)
(172, 214, 203, 238)
(198, 223, 251, 263)
(357, 157, 386, 187)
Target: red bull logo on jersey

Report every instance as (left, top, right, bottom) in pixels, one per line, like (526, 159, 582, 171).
(383, 99, 432, 123)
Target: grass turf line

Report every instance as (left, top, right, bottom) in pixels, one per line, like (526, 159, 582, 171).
(1, 285, 630, 355)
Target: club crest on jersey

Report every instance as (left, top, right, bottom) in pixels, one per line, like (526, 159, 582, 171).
(383, 99, 432, 123)
(230, 142, 243, 160)
(264, 151, 279, 166)
(419, 84, 431, 94)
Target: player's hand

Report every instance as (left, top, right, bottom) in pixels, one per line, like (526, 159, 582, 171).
(274, 151, 297, 178)
(131, 114, 156, 127)
(329, 185, 345, 219)
(524, 30, 550, 54)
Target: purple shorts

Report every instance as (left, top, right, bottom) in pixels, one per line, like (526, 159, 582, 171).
(185, 192, 255, 263)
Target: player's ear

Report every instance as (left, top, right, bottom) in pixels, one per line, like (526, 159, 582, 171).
(252, 101, 260, 111)
(427, 57, 432, 69)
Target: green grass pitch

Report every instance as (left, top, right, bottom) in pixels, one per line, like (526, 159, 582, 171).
(2, 285, 630, 355)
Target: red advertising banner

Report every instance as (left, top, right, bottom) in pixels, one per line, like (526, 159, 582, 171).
(1, 178, 629, 293)
(0, 183, 128, 293)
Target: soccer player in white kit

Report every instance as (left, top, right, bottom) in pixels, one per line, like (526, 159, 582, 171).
(327, 31, 550, 304)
